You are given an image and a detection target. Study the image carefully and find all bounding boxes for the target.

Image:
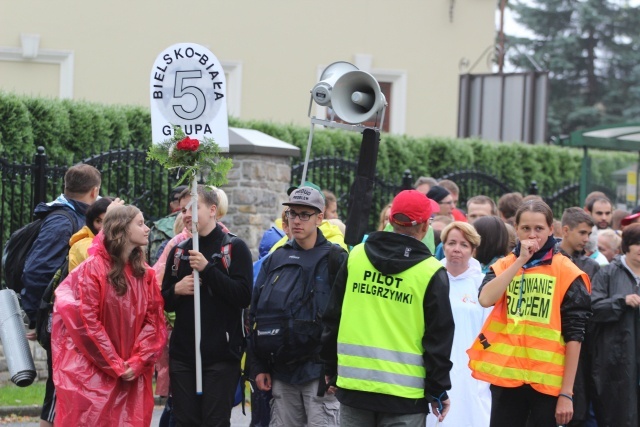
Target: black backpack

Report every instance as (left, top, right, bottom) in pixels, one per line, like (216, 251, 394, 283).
(2, 209, 75, 292)
(171, 232, 238, 279)
(252, 242, 344, 364)
(171, 232, 244, 336)
(35, 256, 70, 351)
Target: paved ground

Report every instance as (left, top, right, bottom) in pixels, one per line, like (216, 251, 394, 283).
(0, 404, 251, 426)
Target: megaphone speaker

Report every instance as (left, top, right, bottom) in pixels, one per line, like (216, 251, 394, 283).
(331, 70, 386, 124)
(312, 61, 359, 107)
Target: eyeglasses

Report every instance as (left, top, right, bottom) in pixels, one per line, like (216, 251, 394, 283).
(285, 210, 317, 221)
(439, 200, 454, 205)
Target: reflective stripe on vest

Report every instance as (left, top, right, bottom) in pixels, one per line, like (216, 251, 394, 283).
(337, 243, 442, 399)
(467, 253, 590, 396)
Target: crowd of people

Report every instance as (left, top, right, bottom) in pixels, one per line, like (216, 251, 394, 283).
(17, 165, 640, 427)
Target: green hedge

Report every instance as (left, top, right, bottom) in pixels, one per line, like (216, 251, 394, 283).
(230, 117, 632, 194)
(0, 91, 633, 194)
(0, 92, 152, 164)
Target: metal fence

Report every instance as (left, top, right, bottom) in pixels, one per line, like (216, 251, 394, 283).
(0, 147, 178, 260)
(0, 149, 617, 259)
(290, 155, 414, 231)
(291, 157, 617, 231)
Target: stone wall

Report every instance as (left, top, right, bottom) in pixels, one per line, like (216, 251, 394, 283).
(0, 340, 48, 383)
(222, 153, 292, 260)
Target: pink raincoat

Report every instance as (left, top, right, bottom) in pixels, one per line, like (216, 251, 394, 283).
(52, 235, 167, 427)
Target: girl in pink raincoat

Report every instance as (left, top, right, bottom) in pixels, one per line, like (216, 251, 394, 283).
(52, 205, 167, 426)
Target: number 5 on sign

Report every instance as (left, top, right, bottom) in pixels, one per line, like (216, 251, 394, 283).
(150, 43, 229, 150)
(173, 70, 206, 120)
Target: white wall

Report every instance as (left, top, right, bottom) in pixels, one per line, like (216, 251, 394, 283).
(0, 0, 495, 137)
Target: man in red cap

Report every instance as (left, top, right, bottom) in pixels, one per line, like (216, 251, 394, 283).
(321, 189, 455, 426)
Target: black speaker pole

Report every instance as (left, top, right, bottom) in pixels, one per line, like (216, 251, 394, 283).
(344, 128, 380, 246)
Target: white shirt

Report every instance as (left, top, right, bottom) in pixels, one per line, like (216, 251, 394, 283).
(426, 257, 491, 427)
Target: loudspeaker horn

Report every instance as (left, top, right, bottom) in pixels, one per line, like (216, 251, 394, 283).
(331, 70, 387, 124)
(311, 61, 359, 107)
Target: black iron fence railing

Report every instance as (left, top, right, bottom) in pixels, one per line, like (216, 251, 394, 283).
(0, 148, 616, 274)
(291, 158, 617, 232)
(0, 147, 179, 269)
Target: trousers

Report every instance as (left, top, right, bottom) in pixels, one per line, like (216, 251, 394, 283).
(170, 358, 240, 427)
(269, 378, 339, 427)
(490, 384, 558, 427)
(340, 404, 426, 427)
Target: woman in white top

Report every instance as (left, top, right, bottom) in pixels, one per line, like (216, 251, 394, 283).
(426, 221, 491, 427)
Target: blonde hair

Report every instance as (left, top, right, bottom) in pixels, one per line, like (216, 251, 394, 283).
(173, 212, 184, 235)
(599, 228, 621, 252)
(440, 221, 481, 249)
(378, 203, 392, 231)
(208, 186, 228, 220)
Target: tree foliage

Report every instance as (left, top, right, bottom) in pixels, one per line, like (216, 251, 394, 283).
(506, 0, 640, 135)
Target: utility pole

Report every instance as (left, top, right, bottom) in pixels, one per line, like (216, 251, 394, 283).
(498, 0, 507, 73)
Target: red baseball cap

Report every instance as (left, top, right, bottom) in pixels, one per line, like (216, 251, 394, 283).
(390, 190, 440, 226)
(621, 212, 640, 227)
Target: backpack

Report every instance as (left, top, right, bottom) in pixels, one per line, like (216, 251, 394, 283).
(171, 231, 237, 278)
(172, 232, 243, 337)
(35, 256, 69, 351)
(252, 242, 344, 365)
(2, 209, 75, 293)
(147, 213, 178, 265)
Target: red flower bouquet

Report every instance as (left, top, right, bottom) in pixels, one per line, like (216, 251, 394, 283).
(147, 127, 232, 186)
(176, 136, 200, 152)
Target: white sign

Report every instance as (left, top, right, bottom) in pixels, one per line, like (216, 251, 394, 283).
(150, 43, 229, 150)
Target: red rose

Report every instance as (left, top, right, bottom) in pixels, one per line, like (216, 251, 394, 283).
(176, 136, 200, 151)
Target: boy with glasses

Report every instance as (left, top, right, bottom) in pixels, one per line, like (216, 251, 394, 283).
(427, 186, 454, 218)
(249, 185, 348, 427)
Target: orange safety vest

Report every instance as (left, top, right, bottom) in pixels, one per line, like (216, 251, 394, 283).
(467, 253, 590, 396)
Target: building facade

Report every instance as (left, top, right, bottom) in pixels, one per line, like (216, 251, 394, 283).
(0, 0, 495, 138)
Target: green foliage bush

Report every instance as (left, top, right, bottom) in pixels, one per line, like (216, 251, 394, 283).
(0, 94, 153, 164)
(0, 92, 34, 159)
(0, 91, 633, 193)
(22, 97, 71, 163)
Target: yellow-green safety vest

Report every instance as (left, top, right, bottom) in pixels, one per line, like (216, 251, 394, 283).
(336, 243, 442, 399)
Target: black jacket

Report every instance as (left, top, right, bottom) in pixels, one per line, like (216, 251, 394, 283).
(558, 247, 600, 281)
(161, 224, 253, 365)
(321, 230, 454, 414)
(248, 228, 348, 385)
(589, 256, 640, 427)
(558, 246, 598, 423)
